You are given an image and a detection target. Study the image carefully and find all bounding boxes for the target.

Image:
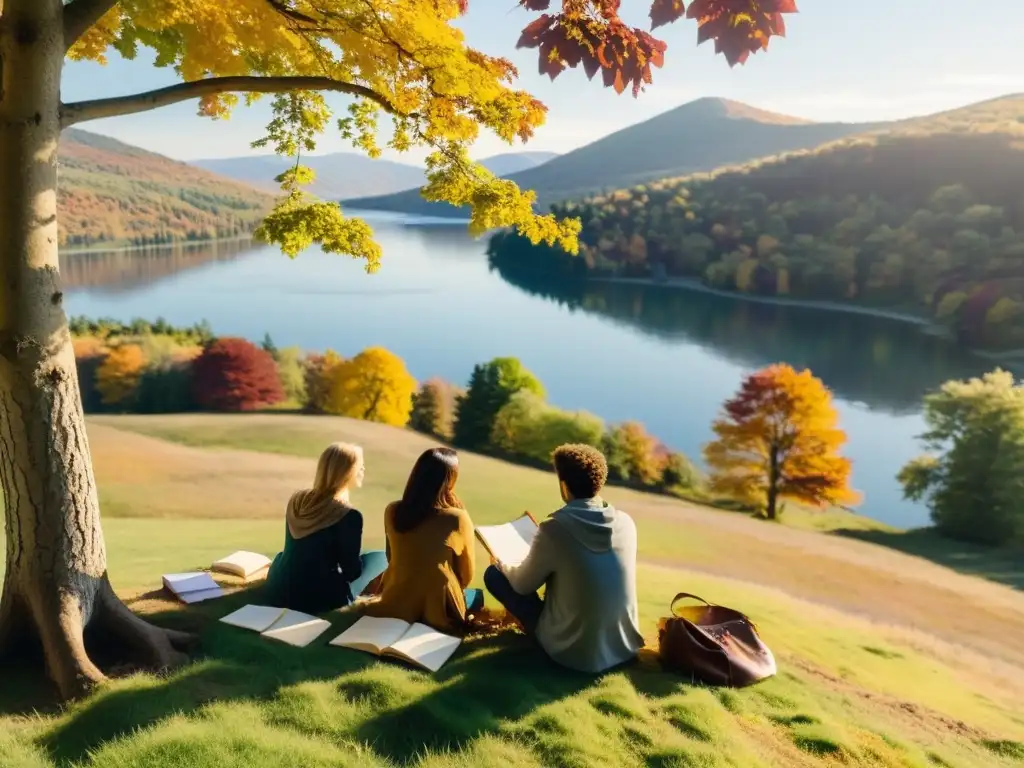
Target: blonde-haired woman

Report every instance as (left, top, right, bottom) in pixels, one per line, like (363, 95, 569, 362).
(264, 442, 387, 614)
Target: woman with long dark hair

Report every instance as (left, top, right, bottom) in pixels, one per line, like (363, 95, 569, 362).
(362, 447, 483, 633)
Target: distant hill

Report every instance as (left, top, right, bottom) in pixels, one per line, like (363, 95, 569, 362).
(341, 97, 882, 217)
(192, 150, 558, 202)
(488, 94, 1024, 350)
(59, 129, 274, 249)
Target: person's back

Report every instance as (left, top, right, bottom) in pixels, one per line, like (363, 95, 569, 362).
(534, 498, 642, 673)
(363, 502, 474, 631)
(484, 443, 644, 673)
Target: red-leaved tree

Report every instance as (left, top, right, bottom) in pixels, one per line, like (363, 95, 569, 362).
(191, 338, 285, 412)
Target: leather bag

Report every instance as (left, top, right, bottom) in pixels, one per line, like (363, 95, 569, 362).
(657, 592, 777, 687)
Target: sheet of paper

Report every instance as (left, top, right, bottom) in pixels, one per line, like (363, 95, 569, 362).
(330, 616, 411, 653)
(220, 604, 286, 632)
(476, 515, 538, 567)
(212, 551, 272, 578)
(263, 611, 331, 648)
(387, 623, 461, 673)
(178, 586, 225, 604)
(163, 571, 220, 595)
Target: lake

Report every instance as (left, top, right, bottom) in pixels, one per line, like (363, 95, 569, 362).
(62, 212, 998, 529)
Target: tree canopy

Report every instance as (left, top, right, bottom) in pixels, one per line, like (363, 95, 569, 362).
(63, 0, 797, 264)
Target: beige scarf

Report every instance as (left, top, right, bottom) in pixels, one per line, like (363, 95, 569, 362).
(286, 490, 351, 540)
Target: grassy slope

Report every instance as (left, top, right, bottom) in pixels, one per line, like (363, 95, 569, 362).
(2, 414, 1024, 767)
(58, 129, 275, 247)
(342, 97, 883, 216)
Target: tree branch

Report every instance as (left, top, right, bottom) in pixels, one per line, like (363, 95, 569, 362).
(62, 0, 119, 52)
(59, 75, 402, 128)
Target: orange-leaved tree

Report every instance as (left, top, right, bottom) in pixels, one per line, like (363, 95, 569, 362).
(325, 347, 417, 426)
(0, 0, 795, 699)
(95, 344, 147, 408)
(703, 364, 860, 520)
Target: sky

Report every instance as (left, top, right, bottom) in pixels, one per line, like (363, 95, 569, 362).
(61, 0, 1024, 166)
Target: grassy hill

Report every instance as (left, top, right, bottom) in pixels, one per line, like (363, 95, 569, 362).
(342, 97, 880, 217)
(194, 151, 559, 202)
(2, 414, 1023, 767)
(488, 94, 1024, 350)
(58, 129, 275, 249)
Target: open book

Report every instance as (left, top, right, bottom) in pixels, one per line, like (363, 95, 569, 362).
(330, 616, 462, 673)
(212, 550, 272, 581)
(219, 604, 331, 648)
(162, 572, 225, 604)
(476, 512, 539, 567)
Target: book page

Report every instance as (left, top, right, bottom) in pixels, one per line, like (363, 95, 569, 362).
(220, 604, 287, 632)
(178, 586, 226, 604)
(386, 622, 461, 673)
(262, 610, 331, 648)
(212, 551, 272, 579)
(330, 616, 411, 654)
(163, 571, 220, 596)
(476, 514, 538, 567)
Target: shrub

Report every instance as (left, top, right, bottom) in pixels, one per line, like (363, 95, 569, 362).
(491, 391, 604, 465)
(660, 451, 703, 491)
(191, 337, 285, 411)
(275, 346, 308, 407)
(324, 347, 417, 426)
(73, 337, 107, 413)
(96, 344, 147, 409)
(135, 363, 197, 413)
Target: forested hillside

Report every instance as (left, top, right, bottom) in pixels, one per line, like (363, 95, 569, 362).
(343, 97, 877, 217)
(59, 129, 275, 248)
(489, 95, 1024, 350)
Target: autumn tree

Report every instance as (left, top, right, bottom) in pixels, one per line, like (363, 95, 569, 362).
(603, 421, 662, 486)
(491, 390, 604, 464)
(453, 357, 546, 450)
(303, 350, 344, 413)
(325, 347, 417, 426)
(0, 0, 792, 700)
(703, 364, 859, 520)
(898, 370, 1024, 546)
(274, 346, 308, 407)
(409, 377, 459, 439)
(191, 338, 285, 412)
(95, 344, 147, 409)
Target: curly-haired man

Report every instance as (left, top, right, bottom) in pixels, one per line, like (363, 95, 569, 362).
(484, 443, 644, 673)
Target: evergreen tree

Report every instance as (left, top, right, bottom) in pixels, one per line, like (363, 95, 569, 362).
(452, 357, 545, 450)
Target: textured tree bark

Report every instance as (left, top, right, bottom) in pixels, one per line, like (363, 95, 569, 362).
(0, 0, 194, 700)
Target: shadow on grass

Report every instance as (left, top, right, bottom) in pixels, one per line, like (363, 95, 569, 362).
(2, 586, 688, 767)
(835, 527, 1024, 590)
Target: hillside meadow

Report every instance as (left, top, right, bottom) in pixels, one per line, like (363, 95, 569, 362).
(2, 414, 1024, 767)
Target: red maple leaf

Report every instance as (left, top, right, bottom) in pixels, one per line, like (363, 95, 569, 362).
(520, 0, 551, 10)
(650, 0, 685, 29)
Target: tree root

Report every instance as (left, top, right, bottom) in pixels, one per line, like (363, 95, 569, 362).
(97, 580, 197, 673)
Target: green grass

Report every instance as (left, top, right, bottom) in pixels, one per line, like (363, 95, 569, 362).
(3, 566, 1023, 768)
(3, 414, 1024, 767)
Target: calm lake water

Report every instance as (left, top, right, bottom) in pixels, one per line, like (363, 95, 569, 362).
(63, 212, 999, 529)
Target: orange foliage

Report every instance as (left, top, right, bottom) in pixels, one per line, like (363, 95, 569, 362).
(96, 344, 147, 407)
(703, 364, 860, 519)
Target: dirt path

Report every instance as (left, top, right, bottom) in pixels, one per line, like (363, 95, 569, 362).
(89, 423, 1024, 672)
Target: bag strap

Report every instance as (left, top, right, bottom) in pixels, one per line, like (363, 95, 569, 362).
(670, 592, 713, 615)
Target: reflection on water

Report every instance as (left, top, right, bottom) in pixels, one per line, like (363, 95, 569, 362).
(493, 266, 986, 417)
(60, 239, 264, 295)
(61, 221, 1009, 528)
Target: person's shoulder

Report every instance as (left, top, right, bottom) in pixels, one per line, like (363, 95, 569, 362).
(341, 507, 363, 524)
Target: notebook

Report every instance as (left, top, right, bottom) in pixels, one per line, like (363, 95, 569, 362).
(330, 616, 462, 673)
(475, 512, 539, 567)
(211, 550, 272, 581)
(162, 572, 225, 604)
(219, 604, 331, 648)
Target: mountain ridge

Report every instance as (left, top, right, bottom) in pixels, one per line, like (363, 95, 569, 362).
(58, 128, 275, 248)
(341, 96, 885, 217)
(192, 150, 559, 201)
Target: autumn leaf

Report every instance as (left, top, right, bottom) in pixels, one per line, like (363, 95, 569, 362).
(650, 0, 686, 29)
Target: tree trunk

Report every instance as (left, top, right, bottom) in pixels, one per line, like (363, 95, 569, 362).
(0, 0, 194, 700)
(765, 444, 778, 521)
